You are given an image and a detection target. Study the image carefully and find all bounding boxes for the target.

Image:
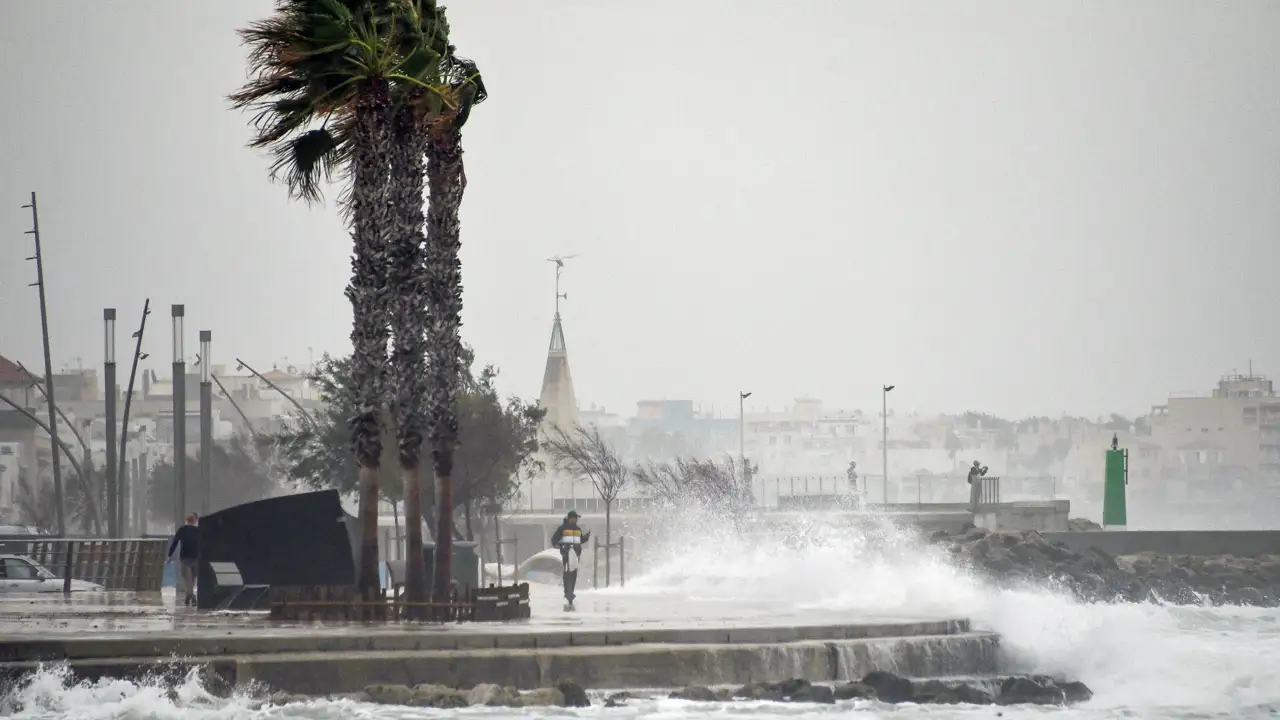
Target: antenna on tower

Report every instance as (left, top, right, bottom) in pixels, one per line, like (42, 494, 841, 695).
(546, 254, 579, 316)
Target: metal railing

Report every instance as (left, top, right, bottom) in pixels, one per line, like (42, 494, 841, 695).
(11, 538, 167, 592)
(978, 476, 1002, 508)
(592, 535, 626, 589)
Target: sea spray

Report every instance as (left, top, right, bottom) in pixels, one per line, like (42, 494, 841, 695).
(1, 664, 259, 720)
(610, 505, 1280, 713)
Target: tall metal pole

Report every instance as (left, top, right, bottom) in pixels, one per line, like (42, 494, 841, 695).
(210, 374, 256, 437)
(882, 384, 895, 505)
(171, 305, 186, 527)
(23, 192, 65, 536)
(118, 299, 150, 535)
(104, 309, 118, 538)
(739, 391, 752, 482)
(234, 358, 316, 428)
(199, 331, 212, 515)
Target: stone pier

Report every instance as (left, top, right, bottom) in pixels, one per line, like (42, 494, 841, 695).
(0, 586, 998, 695)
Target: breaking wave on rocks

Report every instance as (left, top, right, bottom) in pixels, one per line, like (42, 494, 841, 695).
(4, 510, 1279, 719)
(619, 510, 1280, 715)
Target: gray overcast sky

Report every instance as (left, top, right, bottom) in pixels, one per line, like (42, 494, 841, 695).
(1, 1, 1277, 419)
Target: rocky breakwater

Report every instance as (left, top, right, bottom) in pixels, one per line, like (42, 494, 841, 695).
(665, 672, 1091, 707)
(254, 675, 1090, 709)
(934, 526, 1280, 606)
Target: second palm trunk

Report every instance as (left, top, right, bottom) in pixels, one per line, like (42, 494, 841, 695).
(389, 105, 431, 619)
(348, 81, 394, 611)
(426, 124, 467, 619)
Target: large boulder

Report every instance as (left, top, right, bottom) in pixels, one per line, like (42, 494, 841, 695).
(411, 684, 467, 708)
(467, 684, 520, 707)
(556, 680, 591, 707)
(860, 672, 914, 703)
(998, 676, 1091, 706)
(787, 684, 835, 704)
(913, 679, 995, 705)
(518, 688, 566, 707)
(670, 686, 717, 702)
(364, 684, 413, 706)
(734, 682, 785, 701)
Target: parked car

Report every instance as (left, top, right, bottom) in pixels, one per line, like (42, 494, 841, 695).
(0, 554, 104, 593)
(480, 548, 568, 586)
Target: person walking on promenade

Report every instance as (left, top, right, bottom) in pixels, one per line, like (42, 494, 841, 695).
(167, 512, 200, 607)
(550, 510, 591, 610)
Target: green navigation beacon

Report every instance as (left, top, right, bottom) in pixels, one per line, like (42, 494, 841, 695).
(1103, 433, 1128, 528)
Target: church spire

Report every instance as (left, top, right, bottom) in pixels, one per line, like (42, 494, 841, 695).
(539, 256, 579, 433)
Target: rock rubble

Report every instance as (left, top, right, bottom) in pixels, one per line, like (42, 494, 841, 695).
(664, 673, 1092, 707)
(255, 674, 1090, 709)
(933, 526, 1280, 606)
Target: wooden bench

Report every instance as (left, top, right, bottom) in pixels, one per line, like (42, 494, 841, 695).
(208, 561, 270, 611)
(470, 583, 531, 622)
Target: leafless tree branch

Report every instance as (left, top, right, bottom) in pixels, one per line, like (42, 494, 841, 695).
(633, 456, 754, 514)
(543, 423, 630, 504)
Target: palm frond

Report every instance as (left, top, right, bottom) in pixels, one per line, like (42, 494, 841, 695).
(268, 125, 349, 203)
(231, 0, 461, 206)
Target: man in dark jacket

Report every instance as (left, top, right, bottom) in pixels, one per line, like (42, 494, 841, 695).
(550, 510, 591, 608)
(167, 512, 200, 607)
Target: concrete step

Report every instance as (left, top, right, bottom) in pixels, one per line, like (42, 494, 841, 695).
(0, 631, 1000, 695)
(0, 618, 971, 662)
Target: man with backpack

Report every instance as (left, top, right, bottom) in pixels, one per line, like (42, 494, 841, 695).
(550, 510, 591, 610)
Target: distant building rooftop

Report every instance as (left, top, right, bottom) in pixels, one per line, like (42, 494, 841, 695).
(0, 356, 33, 385)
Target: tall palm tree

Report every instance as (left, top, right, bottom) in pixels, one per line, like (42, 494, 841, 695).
(231, 0, 448, 601)
(388, 97, 431, 614)
(384, 1, 484, 617)
(424, 49, 485, 610)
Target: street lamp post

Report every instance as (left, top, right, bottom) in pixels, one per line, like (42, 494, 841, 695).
(172, 305, 186, 526)
(882, 384, 895, 504)
(104, 309, 118, 537)
(739, 391, 752, 482)
(199, 331, 212, 515)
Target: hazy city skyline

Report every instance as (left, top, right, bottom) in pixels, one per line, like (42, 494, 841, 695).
(2, 1, 1277, 420)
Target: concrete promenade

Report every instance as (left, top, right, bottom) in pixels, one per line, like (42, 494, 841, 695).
(0, 585, 998, 693)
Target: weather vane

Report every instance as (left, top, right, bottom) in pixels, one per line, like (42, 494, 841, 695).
(546, 254, 578, 316)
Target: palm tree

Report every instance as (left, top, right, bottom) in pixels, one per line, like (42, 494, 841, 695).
(231, 0, 448, 602)
(380, 1, 484, 617)
(422, 48, 486, 612)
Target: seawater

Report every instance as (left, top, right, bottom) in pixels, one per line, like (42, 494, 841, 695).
(5, 512, 1279, 719)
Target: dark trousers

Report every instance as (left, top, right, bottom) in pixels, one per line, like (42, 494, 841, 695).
(179, 559, 198, 606)
(563, 569, 578, 602)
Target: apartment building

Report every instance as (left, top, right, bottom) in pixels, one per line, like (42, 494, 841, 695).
(1148, 373, 1280, 477)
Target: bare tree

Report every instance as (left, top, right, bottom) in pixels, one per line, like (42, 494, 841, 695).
(633, 456, 754, 516)
(544, 424, 630, 575)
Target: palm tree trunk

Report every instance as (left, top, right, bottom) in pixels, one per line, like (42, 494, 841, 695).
(348, 81, 394, 607)
(391, 499, 400, 559)
(425, 122, 467, 619)
(389, 105, 432, 619)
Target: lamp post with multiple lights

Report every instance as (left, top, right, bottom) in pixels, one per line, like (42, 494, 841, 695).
(882, 384, 895, 504)
(199, 330, 212, 515)
(172, 305, 186, 525)
(103, 309, 118, 536)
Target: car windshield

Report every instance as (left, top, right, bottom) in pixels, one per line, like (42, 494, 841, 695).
(27, 560, 56, 580)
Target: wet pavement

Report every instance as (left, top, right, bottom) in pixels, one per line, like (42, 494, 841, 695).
(0, 583, 942, 639)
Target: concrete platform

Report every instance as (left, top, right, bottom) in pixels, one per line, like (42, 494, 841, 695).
(0, 586, 998, 693)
